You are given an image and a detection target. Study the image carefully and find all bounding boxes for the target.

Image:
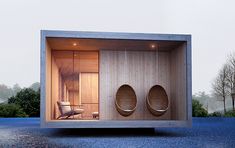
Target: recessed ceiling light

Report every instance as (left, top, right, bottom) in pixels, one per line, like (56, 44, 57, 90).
(73, 43, 77, 46)
(150, 44, 156, 49)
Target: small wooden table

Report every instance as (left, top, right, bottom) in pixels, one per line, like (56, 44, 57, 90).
(92, 112, 99, 119)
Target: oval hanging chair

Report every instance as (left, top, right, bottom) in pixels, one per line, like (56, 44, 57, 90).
(115, 84, 137, 116)
(146, 85, 169, 116)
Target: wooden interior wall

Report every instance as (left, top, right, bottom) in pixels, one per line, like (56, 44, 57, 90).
(45, 41, 52, 121)
(170, 43, 187, 120)
(51, 56, 60, 119)
(81, 73, 99, 119)
(63, 83, 67, 101)
(68, 90, 79, 105)
(74, 51, 99, 73)
(100, 50, 171, 120)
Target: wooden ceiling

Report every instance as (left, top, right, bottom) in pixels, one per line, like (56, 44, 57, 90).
(47, 37, 184, 51)
(49, 37, 184, 91)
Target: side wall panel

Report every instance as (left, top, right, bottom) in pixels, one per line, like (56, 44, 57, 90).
(100, 50, 171, 120)
(45, 41, 52, 121)
(170, 43, 187, 120)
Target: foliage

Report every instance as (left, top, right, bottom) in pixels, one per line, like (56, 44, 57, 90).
(12, 84, 21, 96)
(212, 64, 230, 113)
(8, 88, 40, 117)
(30, 82, 40, 91)
(192, 99, 208, 117)
(207, 110, 235, 117)
(208, 112, 222, 117)
(192, 91, 211, 108)
(0, 103, 27, 117)
(224, 110, 235, 117)
(227, 53, 235, 111)
(212, 52, 235, 112)
(0, 84, 14, 102)
(0, 83, 22, 103)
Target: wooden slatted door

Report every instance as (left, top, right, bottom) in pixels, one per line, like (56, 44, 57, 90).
(80, 73, 99, 119)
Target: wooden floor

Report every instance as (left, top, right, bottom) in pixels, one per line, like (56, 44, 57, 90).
(56, 115, 99, 121)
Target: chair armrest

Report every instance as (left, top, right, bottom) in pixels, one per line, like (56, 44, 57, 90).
(70, 105, 83, 107)
(60, 105, 71, 106)
(60, 104, 83, 107)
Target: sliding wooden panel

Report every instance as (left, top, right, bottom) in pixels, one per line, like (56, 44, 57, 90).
(80, 73, 99, 119)
(81, 73, 98, 103)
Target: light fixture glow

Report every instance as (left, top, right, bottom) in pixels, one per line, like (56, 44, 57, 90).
(150, 44, 156, 49)
(73, 43, 77, 46)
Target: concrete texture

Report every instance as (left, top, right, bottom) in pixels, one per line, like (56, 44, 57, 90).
(0, 118, 235, 148)
(41, 30, 192, 128)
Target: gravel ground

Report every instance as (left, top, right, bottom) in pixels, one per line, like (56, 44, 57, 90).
(0, 118, 235, 148)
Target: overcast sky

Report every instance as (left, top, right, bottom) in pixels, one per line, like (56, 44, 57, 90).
(0, 0, 234, 94)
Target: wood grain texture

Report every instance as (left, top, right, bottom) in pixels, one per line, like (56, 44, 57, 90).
(170, 43, 187, 120)
(80, 73, 99, 119)
(100, 50, 172, 120)
(45, 41, 52, 121)
(81, 104, 98, 119)
(81, 73, 99, 104)
(47, 37, 183, 51)
(51, 56, 59, 119)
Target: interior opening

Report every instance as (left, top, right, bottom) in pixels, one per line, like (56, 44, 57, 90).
(45, 37, 187, 121)
(51, 50, 99, 120)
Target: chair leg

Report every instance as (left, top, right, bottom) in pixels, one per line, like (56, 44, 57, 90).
(66, 115, 71, 119)
(57, 115, 61, 119)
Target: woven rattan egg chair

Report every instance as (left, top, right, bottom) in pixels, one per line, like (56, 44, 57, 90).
(115, 84, 137, 116)
(146, 85, 169, 116)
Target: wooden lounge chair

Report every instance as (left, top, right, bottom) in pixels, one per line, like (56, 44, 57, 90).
(57, 101, 84, 119)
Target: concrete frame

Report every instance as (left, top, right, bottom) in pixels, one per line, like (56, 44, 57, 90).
(40, 30, 192, 128)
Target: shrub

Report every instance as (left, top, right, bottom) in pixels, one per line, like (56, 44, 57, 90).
(208, 112, 222, 117)
(0, 103, 27, 117)
(192, 99, 208, 117)
(8, 88, 40, 117)
(224, 110, 235, 117)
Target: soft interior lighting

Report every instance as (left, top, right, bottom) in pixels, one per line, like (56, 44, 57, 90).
(150, 44, 156, 49)
(73, 43, 77, 46)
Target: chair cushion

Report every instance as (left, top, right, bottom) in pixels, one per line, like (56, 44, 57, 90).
(59, 101, 71, 114)
(92, 112, 99, 115)
(74, 108, 84, 114)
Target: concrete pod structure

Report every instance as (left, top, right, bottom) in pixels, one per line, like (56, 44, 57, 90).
(40, 30, 192, 128)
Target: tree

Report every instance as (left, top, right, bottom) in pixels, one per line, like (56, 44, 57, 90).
(0, 103, 27, 117)
(192, 91, 211, 111)
(0, 84, 13, 101)
(212, 64, 230, 113)
(30, 82, 40, 91)
(8, 88, 40, 117)
(192, 99, 208, 117)
(12, 83, 21, 96)
(226, 53, 235, 111)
